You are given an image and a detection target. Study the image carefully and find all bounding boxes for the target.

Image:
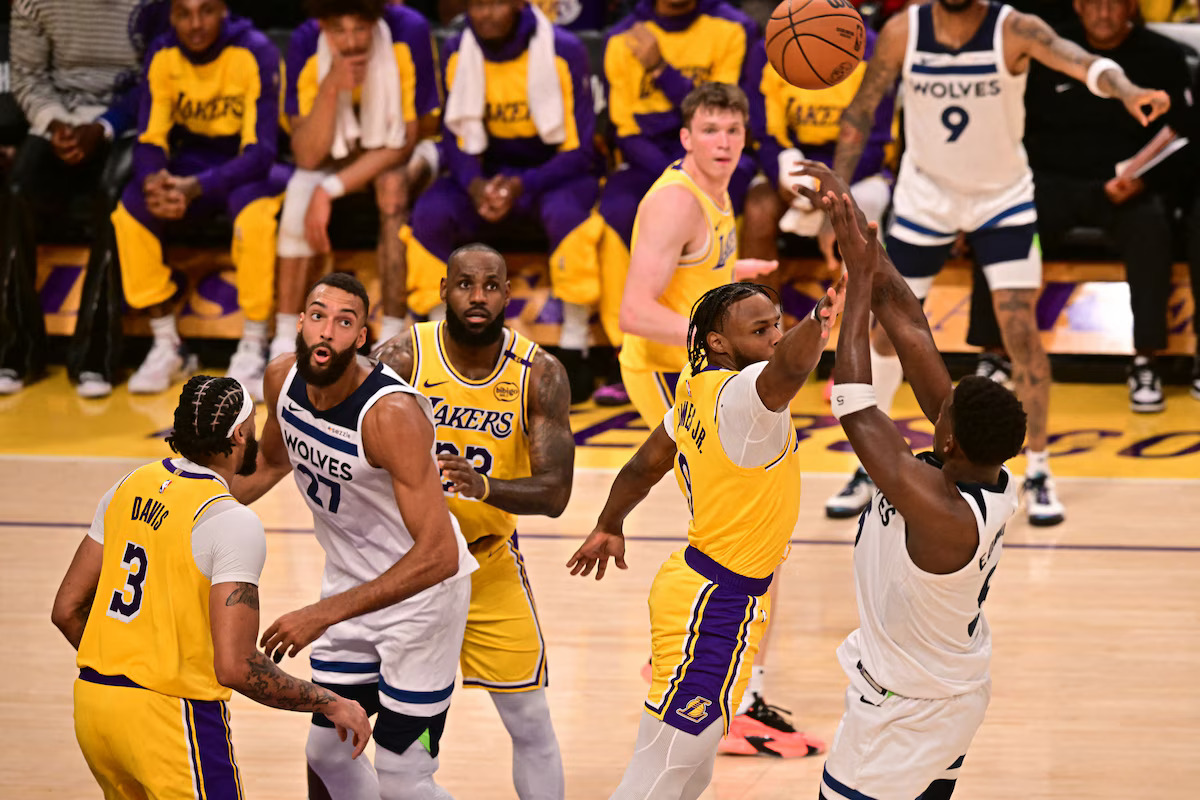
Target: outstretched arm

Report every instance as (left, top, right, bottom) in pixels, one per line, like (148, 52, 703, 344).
(795, 162, 951, 422)
(834, 12, 906, 183)
(1007, 12, 1169, 126)
(753, 282, 844, 412)
(211, 581, 371, 758)
(567, 423, 677, 580)
(51, 535, 103, 649)
(438, 349, 575, 517)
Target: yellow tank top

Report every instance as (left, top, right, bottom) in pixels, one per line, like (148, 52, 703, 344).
(77, 460, 233, 701)
(672, 367, 802, 579)
(410, 322, 537, 544)
(621, 161, 739, 374)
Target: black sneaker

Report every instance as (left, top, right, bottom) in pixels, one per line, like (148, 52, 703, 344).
(1191, 356, 1199, 402)
(1127, 360, 1165, 413)
(975, 352, 1013, 388)
(744, 695, 796, 733)
(825, 467, 874, 519)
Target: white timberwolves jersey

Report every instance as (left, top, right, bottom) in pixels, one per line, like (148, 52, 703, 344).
(278, 361, 475, 609)
(837, 453, 1019, 700)
(900, 2, 1029, 193)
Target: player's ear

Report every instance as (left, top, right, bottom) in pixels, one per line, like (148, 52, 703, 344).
(680, 126, 691, 152)
(356, 322, 368, 349)
(439, 276, 447, 302)
(705, 329, 729, 358)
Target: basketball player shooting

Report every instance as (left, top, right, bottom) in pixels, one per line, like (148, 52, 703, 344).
(824, 0, 1169, 527)
(796, 162, 1027, 800)
(567, 274, 844, 798)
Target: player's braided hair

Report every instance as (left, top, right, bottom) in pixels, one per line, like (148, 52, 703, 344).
(305, 0, 386, 20)
(950, 376, 1027, 466)
(686, 283, 776, 370)
(165, 375, 247, 463)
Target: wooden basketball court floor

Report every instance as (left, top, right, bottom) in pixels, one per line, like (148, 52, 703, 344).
(2, 368, 1199, 798)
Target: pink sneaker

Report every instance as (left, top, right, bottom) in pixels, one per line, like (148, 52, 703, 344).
(593, 383, 629, 406)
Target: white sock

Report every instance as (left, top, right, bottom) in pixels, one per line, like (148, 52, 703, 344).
(1025, 448, 1050, 478)
(376, 739, 453, 800)
(241, 319, 268, 346)
(490, 690, 564, 800)
(870, 348, 903, 416)
(275, 312, 296, 339)
(736, 665, 766, 715)
(558, 301, 590, 352)
(306, 723, 379, 799)
(149, 314, 179, 348)
(427, 303, 446, 322)
(381, 315, 408, 343)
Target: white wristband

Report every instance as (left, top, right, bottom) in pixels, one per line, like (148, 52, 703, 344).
(320, 174, 346, 198)
(1086, 58, 1123, 98)
(831, 383, 877, 420)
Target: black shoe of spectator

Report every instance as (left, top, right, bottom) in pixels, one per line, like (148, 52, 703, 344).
(1127, 358, 1164, 413)
(975, 352, 1013, 388)
(544, 346, 593, 405)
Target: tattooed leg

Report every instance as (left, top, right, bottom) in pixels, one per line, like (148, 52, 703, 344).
(992, 288, 1050, 450)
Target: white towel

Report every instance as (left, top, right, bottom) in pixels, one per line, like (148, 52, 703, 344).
(778, 147, 823, 236)
(444, 5, 565, 155)
(317, 19, 406, 160)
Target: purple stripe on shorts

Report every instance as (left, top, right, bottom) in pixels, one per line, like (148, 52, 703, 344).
(187, 699, 242, 799)
(660, 585, 756, 734)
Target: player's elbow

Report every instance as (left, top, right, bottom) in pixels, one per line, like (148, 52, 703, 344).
(49, 600, 74, 636)
(212, 653, 249, 691)
(619, 300, 649, 338)
(427, 533, 460, 584)
(544, 485, 571, 518)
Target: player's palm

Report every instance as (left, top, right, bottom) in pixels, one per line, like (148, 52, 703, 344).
(566, 529, 627, 580)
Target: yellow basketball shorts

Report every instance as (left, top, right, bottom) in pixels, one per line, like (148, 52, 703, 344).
(645, 547, 771, 735)
(621, 366, 681, 429)
(74, 669, 243, 800)
(460, 534, 549, 692)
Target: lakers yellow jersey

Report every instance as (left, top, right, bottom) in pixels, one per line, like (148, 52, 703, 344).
(410, 322, 538, 544)
(621, 161, 739, 374)
(77, 460, 234, 701)
(672, 367, 802, 579)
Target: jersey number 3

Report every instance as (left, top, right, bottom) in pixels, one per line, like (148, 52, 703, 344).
(107, 541, 148, 622)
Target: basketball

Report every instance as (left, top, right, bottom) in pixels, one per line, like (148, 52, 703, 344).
(765, 0, 866, 90)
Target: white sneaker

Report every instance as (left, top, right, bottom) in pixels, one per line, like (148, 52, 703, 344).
(825, 467, 874, 519)
(0, 369, 23, 395)
(1127, 360, 1164, 413)
(128, 341, 194, 394)
(1023, 473, 1065, 527)
(269, 335, 295, 362)
(76, 371, 112, 398)
(227, 341, 266, 402)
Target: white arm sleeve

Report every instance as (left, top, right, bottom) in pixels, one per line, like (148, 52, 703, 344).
(87, 480, 124, 544)
(191, 501, 268, 586)
(716, 362, 792, 468)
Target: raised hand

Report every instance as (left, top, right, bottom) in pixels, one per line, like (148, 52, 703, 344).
(823, 191, 880, 280)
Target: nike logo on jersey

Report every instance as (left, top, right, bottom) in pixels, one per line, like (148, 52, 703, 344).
(1055, 82, 1073, 93)
(424, 379, 449, 388)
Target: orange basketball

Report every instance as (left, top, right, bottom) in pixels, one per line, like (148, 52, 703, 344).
(765, 0, 866, 90)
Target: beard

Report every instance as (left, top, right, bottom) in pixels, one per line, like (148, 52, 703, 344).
(936, 0, 975, 13)
(237, 433, 259, 476)
(445, 306, 506, 347)
(295, 332, 358, 388)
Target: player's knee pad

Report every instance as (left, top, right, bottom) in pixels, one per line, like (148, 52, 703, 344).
(277, 169, 325, 258)
(374, 706, 449, 758)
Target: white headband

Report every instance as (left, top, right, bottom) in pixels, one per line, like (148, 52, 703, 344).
(225, 381, 254, 439)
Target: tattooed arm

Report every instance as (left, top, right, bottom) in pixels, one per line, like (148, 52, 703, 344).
(833, 11, 907, 183)
(51, 535, 103, 650)
(1006, 12, 1169, 125)
(437, 349, 575, 517)
(210, 582, 371, 756)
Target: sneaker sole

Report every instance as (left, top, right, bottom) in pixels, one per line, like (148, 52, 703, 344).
(825, 504, 868, 520)
(1028, 513, 1065, 527)
(1131, 401, 1166, 413)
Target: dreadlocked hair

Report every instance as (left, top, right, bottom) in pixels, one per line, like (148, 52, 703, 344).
(165, 375, 246, 463)
(686, 283, 777, 370)
(951, 375, 1028, 466)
